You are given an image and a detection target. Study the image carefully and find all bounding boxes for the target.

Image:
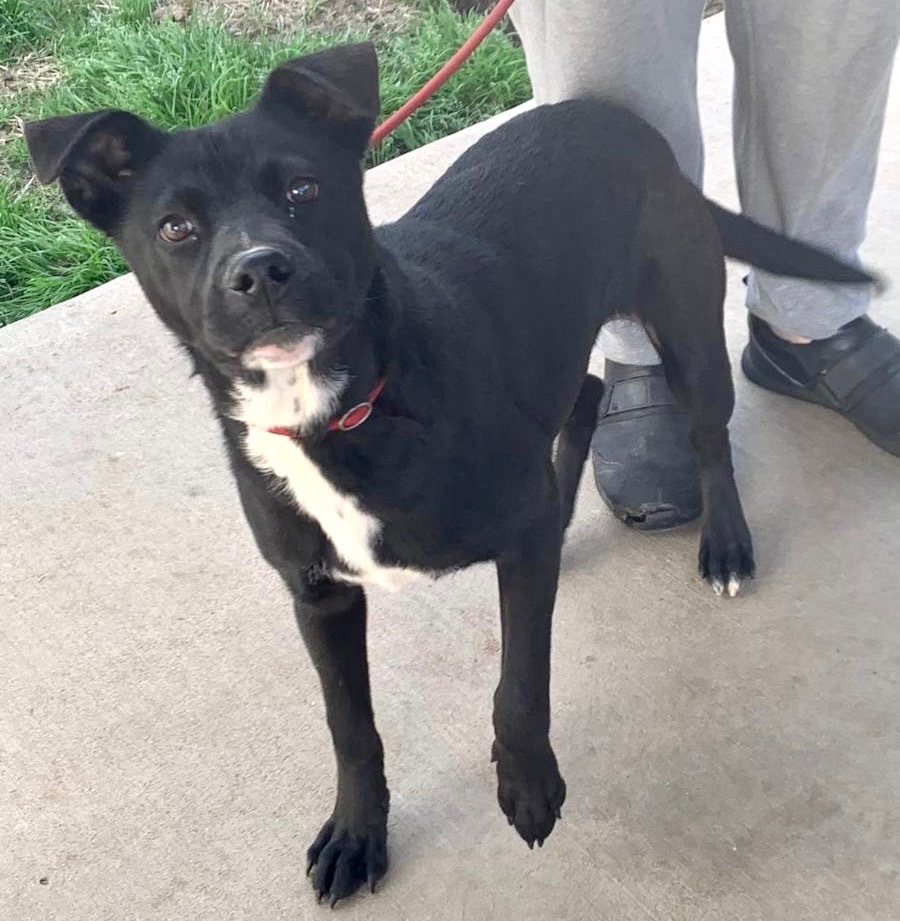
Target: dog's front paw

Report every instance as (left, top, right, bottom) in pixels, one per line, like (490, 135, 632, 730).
(698, 508, 755, 597)
(492, 739, 566, 848)
(306, 794, 389, 907)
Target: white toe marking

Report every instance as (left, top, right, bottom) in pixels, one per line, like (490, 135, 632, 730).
(712, 579, 725, 597)
(727, 576, 741, 597)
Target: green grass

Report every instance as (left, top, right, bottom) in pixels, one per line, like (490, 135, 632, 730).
(0, 0, 529, 324)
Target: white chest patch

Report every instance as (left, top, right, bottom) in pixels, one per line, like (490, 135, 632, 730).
(231, 365, 423, 591)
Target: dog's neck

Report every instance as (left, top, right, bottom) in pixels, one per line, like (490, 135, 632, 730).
(335, 263, 392, 409)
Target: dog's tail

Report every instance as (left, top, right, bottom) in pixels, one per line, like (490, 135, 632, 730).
(706, 200, 884, 292)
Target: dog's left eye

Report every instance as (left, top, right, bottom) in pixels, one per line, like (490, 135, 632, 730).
(286, 178, 319, 205)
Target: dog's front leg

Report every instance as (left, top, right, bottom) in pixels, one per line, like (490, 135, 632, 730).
(492, 482, 567, 848)
(293, 579, 389, 906)
(225, 445, 389, 904)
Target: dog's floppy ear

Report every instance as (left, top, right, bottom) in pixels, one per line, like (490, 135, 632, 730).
(24, 109, 167, 234)
(258, 42, 380, 152)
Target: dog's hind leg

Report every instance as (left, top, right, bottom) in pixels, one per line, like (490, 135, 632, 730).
(637, 188, 755, 594)
(654, 322, 754, 594)
(555, 374, 604, 533)
(492, 461, 567, 847)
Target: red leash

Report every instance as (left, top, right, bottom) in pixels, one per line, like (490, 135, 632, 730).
(369, 0, 518, 147)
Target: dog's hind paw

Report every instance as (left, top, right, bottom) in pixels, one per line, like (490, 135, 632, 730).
(711, 575, 743, 598)
(492, 739, 566, 849)
(306, 805, 388, 907)
(698, 513, 755, 597)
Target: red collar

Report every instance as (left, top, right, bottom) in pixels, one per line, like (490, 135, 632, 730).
(267, 378, 386, 439)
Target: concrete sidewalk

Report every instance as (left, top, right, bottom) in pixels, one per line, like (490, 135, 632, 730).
(2, 15, 898, 921)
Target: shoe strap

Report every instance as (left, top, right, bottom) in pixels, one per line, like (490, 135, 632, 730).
(602, 372, 678, 417)
(820, 328, 900, 409)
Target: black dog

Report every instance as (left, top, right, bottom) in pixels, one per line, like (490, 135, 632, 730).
(25, 43, 875, 905)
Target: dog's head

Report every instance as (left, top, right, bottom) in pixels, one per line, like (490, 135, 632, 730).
(24, 43, 380, 377)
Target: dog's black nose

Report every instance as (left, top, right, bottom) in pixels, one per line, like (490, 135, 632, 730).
(225, 247, 295, 295)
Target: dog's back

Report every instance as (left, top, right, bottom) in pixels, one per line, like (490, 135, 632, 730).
(377, 99, 677, 434)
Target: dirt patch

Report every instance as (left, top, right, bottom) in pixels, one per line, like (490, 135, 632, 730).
(0, 117, 24, 151)
(154, 0, 418, 37)
(1, 54, 62, 155)
(0, 53, 63, 100)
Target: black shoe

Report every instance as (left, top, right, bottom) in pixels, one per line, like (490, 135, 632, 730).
(741, 314, 900, 456)
(590, 360, 702, 531)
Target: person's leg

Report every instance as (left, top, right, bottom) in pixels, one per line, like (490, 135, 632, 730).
(511, 0, 709, 528)
(727, 0, 900, 455)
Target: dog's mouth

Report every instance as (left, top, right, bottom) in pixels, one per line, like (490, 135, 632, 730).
(241, 328, 322, 371)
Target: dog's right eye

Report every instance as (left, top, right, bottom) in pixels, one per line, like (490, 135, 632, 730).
(158, 215, 195, 243)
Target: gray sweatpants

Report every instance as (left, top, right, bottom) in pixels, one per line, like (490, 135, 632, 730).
(509, 0, 899, 363)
